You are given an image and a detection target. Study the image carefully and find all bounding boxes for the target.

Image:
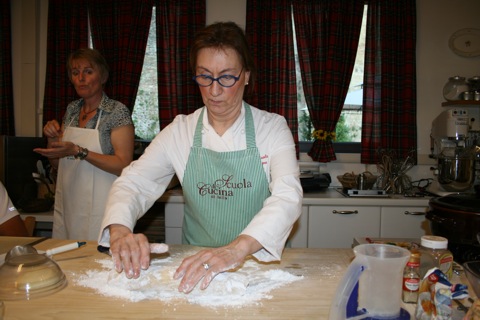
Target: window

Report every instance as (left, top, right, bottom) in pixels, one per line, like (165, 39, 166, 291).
(132, 8, 160, 141)
(132, 7, 368, 148)
(296, 6, 367, 152)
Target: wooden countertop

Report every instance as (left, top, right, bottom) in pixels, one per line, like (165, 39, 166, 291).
(1, 237, 355, 319)
(1, 238, 474, 319)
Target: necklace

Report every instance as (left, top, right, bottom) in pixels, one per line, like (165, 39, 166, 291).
(81, 107, 98, 121)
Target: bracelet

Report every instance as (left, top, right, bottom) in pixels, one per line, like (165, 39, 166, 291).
(74, 145, 89, 160)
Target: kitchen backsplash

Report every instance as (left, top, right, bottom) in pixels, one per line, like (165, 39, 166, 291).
(298, 153, 436, 189)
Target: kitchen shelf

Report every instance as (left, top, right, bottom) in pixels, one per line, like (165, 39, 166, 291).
(442, 101, 480, 107)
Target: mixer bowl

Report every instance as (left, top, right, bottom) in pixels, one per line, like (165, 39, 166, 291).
(437, 155, 475, 192)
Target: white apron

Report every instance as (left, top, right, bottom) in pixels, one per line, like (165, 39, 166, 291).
(53, 110, 117, 240)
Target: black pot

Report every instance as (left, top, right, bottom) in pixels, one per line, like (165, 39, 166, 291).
(427, 192, 480, 245)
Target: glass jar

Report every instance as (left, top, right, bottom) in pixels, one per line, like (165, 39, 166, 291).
(418, 235, 454, 280)
(403, 251, 421, 303)
(443, 76, 469, 101)
(468, 76, 480, 92)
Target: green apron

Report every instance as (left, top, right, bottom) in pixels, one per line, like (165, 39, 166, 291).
(182, 103, 270, 247)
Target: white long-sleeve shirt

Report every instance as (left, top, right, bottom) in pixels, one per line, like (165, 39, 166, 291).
(0, 182, 20, 225)
(99, 102, 303, 262)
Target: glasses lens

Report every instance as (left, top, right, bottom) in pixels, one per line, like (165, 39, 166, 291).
(218, 75, 237, 87)
(195, 75, 213, 87)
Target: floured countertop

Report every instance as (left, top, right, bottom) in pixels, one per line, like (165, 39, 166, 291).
(2, 239, 357, 319)
(74, 248, 304, 307)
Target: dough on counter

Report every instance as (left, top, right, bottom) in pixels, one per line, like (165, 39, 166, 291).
(149, 243, 169, 254)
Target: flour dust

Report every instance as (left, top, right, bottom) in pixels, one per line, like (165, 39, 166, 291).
(73, 250, 303, 308)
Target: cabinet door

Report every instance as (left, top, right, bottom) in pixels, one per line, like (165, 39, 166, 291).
(380, 206, 430, 239)
(308, 206, 381, 248)
(164, 203, 184, 244)
(288, 206, 308, 248)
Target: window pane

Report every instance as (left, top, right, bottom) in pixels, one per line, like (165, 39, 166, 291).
(296, 5, 367, 144)
(132, 8, 159, 141)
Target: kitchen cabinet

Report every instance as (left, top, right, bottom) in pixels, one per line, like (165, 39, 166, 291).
(162, 189, 431, 248)
(164, 202, 184, 244)
(288, 206, 309, 248)
(380, 206, 430, 238)
(307, 205, 381, 248)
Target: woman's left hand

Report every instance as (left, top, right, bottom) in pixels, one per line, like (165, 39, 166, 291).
(173, 235, 262, 293)
(34, 141, 77, 159)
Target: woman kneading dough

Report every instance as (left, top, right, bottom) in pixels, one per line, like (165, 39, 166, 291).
(99, 22, 302, 294)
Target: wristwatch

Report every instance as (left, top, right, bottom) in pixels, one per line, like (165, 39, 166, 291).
(74, 145, 89, 160)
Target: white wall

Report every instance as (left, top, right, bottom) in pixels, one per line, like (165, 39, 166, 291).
(416, 0, 480, 162)
(10, 0, 480, 183)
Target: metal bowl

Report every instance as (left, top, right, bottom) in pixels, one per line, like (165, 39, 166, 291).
(437, 155, 475, 192)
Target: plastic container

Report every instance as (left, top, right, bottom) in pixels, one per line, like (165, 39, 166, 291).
(443, 76, 469, 101)
(418, 236, 453, 280)
(329, 244, 411, 320)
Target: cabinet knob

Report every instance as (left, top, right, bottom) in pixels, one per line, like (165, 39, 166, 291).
(332, 210, 358, 215)
(403, 211, 425, 216)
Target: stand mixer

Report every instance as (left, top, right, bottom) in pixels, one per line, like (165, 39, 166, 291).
(429, 108, 480, 195)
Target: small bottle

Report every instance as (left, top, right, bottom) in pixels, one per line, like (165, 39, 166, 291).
(418, 235, 454, 280)
(403, 251, 421, 303)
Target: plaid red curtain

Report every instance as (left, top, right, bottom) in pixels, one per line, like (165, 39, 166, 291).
(245, 0, 299, 157)
(361, 0, 417, 164)
(156, 0, 205, 130)
(0, 0, 15, 135)
(88, 0, 153, 113)
(293, 0, 364, 162)
(43, 0, 89, 126)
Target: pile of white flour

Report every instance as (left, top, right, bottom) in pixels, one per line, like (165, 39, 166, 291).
(73, 250, 303, 308)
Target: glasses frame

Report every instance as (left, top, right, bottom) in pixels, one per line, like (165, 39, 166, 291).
(192, 68, 243, 88)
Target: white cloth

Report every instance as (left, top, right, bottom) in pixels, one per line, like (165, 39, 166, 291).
(54, 111, 117, 240)
(0, 182, 19, 225)
(100, 102, 303, 261)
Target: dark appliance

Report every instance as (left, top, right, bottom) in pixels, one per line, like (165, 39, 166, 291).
(0, 135, 50, 211)
(300, 173, 331, 192)
(426, 188, 480, 263)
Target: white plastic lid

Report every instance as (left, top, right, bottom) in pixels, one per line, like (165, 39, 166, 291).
(421, 235, 448, 249)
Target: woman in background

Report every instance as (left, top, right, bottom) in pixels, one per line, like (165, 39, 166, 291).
(34, 48, 134, 241)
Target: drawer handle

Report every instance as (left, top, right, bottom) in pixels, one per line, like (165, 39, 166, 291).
(403, 211, 425, 216)
(332, 210, 358, 215)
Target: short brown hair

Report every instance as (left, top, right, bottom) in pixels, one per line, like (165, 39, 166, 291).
(190, 22, 256, 97)
(67, 48, 110, 84)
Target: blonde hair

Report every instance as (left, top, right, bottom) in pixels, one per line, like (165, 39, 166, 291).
(67, 48, 109, 84)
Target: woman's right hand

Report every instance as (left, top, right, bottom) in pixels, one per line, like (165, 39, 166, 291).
(43, 120, 62, 140)
(109, 224, 153, 279)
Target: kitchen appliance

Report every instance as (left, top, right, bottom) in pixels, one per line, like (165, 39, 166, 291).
(429, 108, 480, 194)
(426, 190, 480, 263)
(300, 172, 331, 192)
(329, 244, 411, 320)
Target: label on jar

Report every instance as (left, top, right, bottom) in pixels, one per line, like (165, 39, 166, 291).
(403, 278, 420, 291)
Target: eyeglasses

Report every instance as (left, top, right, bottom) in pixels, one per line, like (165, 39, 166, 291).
(192, 69, 243, 88)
